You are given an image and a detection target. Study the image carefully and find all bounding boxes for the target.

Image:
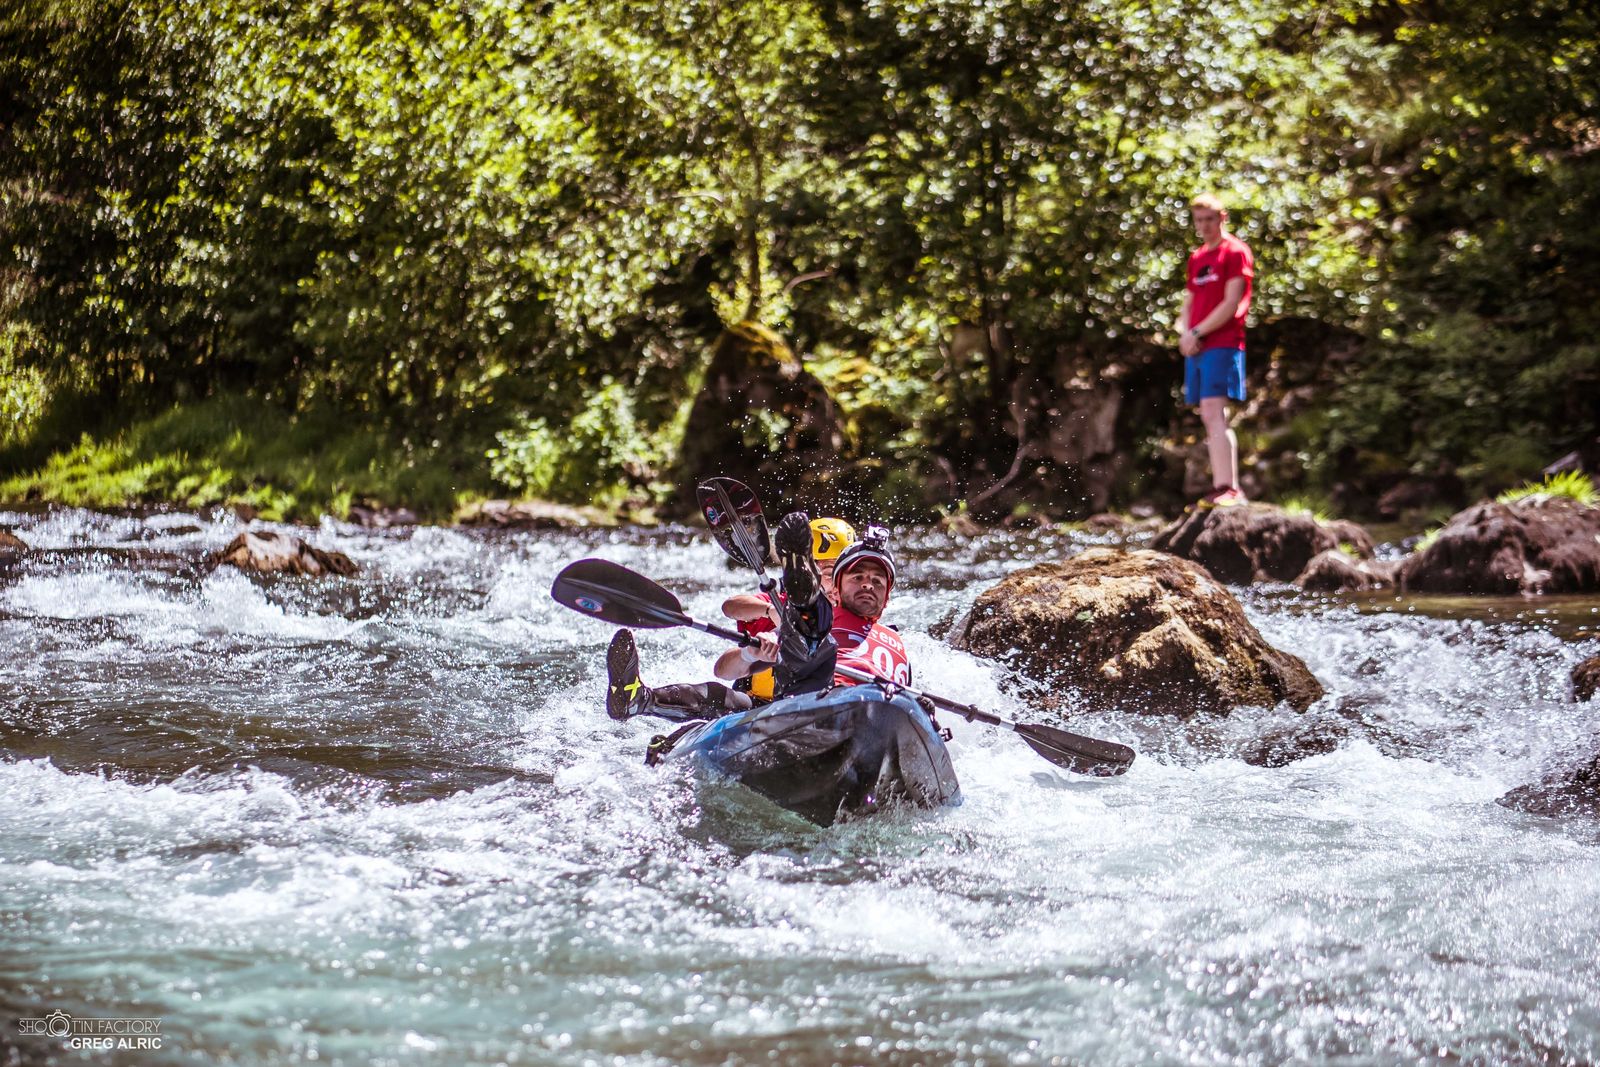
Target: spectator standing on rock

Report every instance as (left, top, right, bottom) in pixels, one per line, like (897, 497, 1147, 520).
(1176, 192, 1253, 508)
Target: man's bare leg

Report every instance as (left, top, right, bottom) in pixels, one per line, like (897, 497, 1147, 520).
(1198, 396, 1239, 491)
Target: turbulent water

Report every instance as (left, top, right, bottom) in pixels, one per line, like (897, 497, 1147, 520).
(3, 508, 1599, 1066)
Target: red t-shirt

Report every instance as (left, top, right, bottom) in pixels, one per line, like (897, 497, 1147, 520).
(1187, 233, 1254, 351)
(734, 591, 779, 637)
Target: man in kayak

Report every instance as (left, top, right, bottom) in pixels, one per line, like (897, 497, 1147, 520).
(710, 515, 855, 700)
(767, 512, 910, 696)
(605, 515, 863, 719)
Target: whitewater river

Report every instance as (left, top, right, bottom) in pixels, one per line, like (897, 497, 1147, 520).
(3, 507, 1598, 1066)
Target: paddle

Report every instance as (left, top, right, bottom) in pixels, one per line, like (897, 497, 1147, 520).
(696, 477, 774, 592)
(552, 559, 1135, 776)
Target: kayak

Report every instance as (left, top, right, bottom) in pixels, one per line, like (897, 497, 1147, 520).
(659, 684, 961, 826)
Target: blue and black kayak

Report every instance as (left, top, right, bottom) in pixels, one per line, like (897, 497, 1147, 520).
(657, 684, 961, 826)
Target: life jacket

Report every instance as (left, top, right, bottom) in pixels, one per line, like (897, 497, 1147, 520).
(832, 604, 911, 687)
(735, 592, 781, 700)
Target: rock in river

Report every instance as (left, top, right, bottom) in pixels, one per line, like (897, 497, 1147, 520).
(1152, 503, 1376, 585)
(1294, 549, 1396, 593)
(1575, 655, 1600, 703)
(212, 530, 358, 577)
(948, 547, 1324, 715)
(1499, 754, 1600, 818)
(1397, 497, 1600, 595)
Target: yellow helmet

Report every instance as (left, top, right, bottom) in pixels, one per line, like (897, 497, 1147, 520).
(809, 517, 856, 561)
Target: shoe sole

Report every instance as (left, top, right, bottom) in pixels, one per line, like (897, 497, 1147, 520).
(606, 630, 639, 720)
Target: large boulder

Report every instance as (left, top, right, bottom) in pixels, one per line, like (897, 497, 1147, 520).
(1294, 549, 1397, 593)
(948, 547, 1324, 715)
(211, 530, 357, 577)
(1575, 655, 1600, 703)
(1396, 498, 1600, 595)
(674, 321, 846, 510)
(1152, 503, 1376, 585)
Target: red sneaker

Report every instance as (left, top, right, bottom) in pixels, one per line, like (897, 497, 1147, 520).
(1198, 486, 1247, 508)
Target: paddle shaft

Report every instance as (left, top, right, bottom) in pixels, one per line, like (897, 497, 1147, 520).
(833, 664, 1011, 730)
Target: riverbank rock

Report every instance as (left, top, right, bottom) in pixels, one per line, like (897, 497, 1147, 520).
(212, 530, 358, 577)
(1294, 549, 1397, 593)
(948, 547, 1324, 715)
(347, 501, 418, 528)
(1575, 656, 1600, 703)
(1396, 498, 1600, 595)
(455, 499, 614, 529)
(1152, 503, 1376, 585)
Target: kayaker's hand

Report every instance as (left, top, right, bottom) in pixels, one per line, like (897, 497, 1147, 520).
(741, 633, 778, 665)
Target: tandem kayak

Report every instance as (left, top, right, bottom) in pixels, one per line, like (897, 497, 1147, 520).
(657, 684, 961, 826)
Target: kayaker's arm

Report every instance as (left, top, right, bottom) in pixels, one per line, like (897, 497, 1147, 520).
(713, 633, 777, 681)
(722, 594, 780, 625)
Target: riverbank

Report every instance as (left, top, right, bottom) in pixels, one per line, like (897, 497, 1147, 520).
(0, 393, 502, 524)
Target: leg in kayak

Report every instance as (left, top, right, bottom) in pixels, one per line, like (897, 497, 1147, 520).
(606, 629, 752, 721)
(772, 512, 838, 696)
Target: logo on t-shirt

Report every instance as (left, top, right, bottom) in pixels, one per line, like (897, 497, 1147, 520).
(1194, 264, 1217, 285)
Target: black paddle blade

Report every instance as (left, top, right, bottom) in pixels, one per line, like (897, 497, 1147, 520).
(551, 558, 688, 629)
(697, 477, 770, 569)
(1015, 722, 1136, 777)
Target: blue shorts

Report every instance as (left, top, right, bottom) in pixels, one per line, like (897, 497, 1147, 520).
(1184, 347, 1246, 406)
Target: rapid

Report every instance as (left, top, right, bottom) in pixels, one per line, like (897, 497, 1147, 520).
(3, 507, 1599, 1066)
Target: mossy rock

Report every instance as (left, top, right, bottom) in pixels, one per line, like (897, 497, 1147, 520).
(1152, 502, 1376, 584)
(1396, 497, 1600, 595)
(949, 547, 1324, 716)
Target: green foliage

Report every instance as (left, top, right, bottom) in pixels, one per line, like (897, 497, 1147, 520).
(487, 380, 658, 505)
(0, 332, 49, 452)
(1496, 471, 1599, 508)
(1, 0, 1596, 517)
(1279, 494, 1335, 523)
(1323, 0, 1600, 495)
(0, 393, 496, 520)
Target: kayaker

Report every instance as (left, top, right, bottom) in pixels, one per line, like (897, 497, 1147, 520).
(769, 513, 909, 695)
(710, 516, 856, 699)
(828, 532, 909, 687)
(605, 516, 858, 720)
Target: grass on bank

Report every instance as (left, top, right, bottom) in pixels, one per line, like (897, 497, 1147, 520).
(1495, 470, 1599, 508)
(0, 393, 500, 522)
(1279, 493, 1336, 524)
